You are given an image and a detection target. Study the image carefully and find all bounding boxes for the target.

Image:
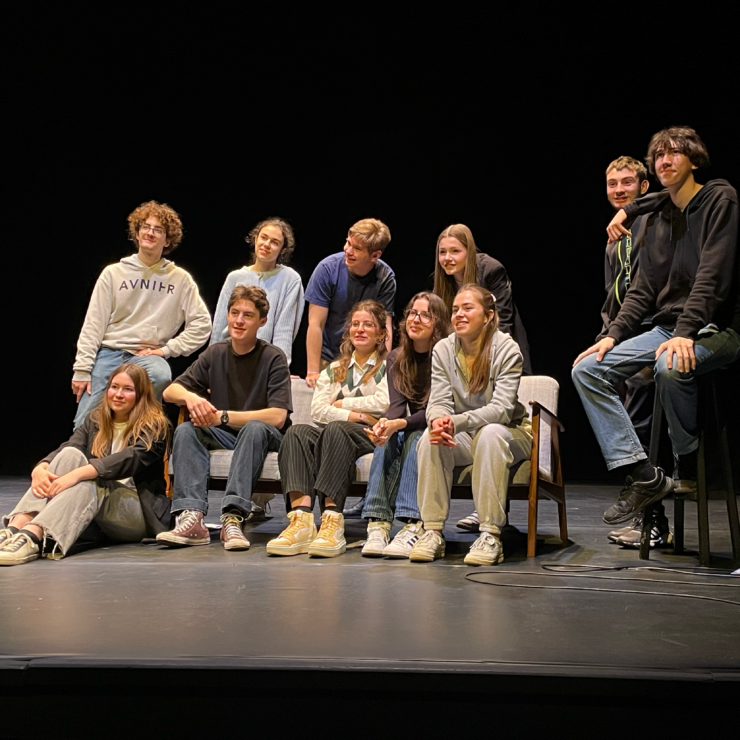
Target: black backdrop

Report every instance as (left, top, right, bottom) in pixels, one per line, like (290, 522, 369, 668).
(4, 16, 738, 480)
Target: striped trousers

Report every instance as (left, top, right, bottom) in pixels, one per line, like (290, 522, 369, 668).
(278, 422, 375, 511)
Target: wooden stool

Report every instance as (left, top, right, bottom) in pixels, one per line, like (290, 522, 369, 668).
(640, 372, 740, 565)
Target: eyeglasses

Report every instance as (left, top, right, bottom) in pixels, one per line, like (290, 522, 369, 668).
(405, 309, 434, 324)
(350, 320, 378, 330)
(140, 224, 166, 237)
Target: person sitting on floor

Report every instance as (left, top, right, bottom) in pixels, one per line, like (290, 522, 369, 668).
(267, 299, 390, 558)
(0, 364, 170, 565)
(360, 292, 451, 558)
(411, 284, 533, 566)
(156, 285, 292, 551)
(72, 200, 211, 429)
(210, 217, 304, 369)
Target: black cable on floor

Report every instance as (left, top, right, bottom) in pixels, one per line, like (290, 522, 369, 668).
(465, 566, 740, 607)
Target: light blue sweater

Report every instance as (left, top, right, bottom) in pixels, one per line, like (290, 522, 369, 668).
(211, 265, 305, 367)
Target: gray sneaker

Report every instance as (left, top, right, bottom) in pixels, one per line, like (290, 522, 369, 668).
(608, 516, 643, 543)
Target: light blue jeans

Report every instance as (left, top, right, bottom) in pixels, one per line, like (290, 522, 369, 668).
(73, 348, 172, 429)
(572, 327, 740, 469)
(362, 430, 422, 522)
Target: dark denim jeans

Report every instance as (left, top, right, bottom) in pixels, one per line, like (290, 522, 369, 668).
(171, 420, 283, 516)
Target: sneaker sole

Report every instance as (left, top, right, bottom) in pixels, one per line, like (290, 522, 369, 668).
(223, 540, 251, 551)
(464, 551, 504, 566)
(266, 541, 312, 556)
(383, 547, 412, 559)
(409, 548, 445, 562)
(308, 542, 347, 557)
(618, 532, 674, 549)
(0, 553, 40, 566)
(361, 546, 388, 557)
(603, 478, 674, 525)
(156, 535, 211, 547)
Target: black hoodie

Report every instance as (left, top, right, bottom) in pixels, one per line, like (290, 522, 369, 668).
(606, 179, 739, 342)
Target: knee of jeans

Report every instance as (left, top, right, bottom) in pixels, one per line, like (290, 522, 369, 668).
(654, 354, 685, 385)
(236, 420, 270, 441)
(146, 360, 172, 389)
(571, 357, 594, 387)
(173, 421, 197, 443)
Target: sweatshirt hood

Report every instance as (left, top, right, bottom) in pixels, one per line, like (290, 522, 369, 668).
(120, 254, 175, 274)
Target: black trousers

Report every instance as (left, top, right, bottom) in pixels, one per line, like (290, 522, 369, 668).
(278, 422, 375, 512)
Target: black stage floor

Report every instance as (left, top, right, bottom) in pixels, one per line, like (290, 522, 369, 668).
(1, 477, 738, 733)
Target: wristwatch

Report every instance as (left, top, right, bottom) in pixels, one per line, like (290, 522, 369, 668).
(220, 410, 229, 425)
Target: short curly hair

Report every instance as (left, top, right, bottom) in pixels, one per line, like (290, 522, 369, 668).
(246, 218, 296, 265)
(127, 201, 184, 256)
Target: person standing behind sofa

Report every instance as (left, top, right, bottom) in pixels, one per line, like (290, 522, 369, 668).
(72, 201, 212, 429)
(211, 217, 304, 368)
(304, 218, 395, 388)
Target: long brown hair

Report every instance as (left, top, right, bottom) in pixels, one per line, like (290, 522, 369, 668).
(393, 292, 451, 404)
(433, 224, 480, 312)
(454, 284, 499, 395)
(90, 364, 169, 458)
(333, 300, 389, 385)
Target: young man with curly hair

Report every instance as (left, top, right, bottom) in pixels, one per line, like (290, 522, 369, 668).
(304, 218, 395, 388)
(573, 127, 740, 526)
(72, 201, 212, 428)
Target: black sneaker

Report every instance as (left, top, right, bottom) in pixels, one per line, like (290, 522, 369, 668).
(603, 469, 673, 525)
(342, 498, 365, 518)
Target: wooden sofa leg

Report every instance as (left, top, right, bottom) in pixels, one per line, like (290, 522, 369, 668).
(527, 492, 538, 558)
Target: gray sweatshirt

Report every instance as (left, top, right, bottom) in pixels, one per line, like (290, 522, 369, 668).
(426, 331, 529, 434)
(73, 255, 212, 381)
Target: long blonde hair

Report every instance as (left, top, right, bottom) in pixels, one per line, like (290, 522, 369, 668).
(433, 224, 480, 312)
(333, 300, 389, 385)
(454, 284, 499, 395)
(90, 364, 169, 458)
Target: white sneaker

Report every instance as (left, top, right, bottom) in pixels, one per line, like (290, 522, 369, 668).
(383, 521, 424, 559)
(308, 509, 346, 558)
(464, 532, 503, 566)
(409, 529, 445, 562)
(0, 531, 41, 566)
(361, 521, 391, 557)
(266, 510, 317, 556)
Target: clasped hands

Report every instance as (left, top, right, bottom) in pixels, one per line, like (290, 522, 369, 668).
(31, 465, 83, 499)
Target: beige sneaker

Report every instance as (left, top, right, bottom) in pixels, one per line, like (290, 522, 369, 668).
(308, 509, 346, 558)
(409, 529, 445, 562)
(464, 532, 503, 566)
(266, 510, 317, 556)
(0, 531, 40, 566)
(361, 520, 391, 557)
(220, 512, 250, 551)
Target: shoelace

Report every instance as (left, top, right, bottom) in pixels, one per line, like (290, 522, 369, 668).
(395, 525, 421, 546)
(281, 511, 308, 539)
(221, 514, 245, 539)
(175, 511, 201, 533)
(471, 533, 498, 551)
(0, 532, 34, 553)
(418, 530, 442, 548)
(317, 513, 341, 540)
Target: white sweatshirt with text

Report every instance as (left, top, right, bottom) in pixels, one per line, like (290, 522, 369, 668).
(73, 255, 212, 381)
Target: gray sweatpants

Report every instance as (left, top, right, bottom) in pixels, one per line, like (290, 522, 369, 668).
(4, 447, 146, 557)
(417, 422, 532, 535)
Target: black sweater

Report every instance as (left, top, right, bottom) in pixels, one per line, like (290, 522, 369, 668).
(385, 347, 430, 433)
(607, 180, 739, 342)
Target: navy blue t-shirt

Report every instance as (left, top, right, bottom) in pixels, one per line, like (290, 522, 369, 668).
(305, 252, 396, 362)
